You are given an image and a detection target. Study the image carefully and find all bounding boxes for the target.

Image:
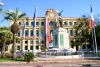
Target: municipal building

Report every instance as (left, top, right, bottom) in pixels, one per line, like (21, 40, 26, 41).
(8, 8, 79, 52)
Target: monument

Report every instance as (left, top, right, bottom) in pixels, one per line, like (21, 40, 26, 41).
(52, 10, 70, 49)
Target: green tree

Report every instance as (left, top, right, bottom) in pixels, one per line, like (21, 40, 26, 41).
(3, 8, 26, 60)
(95, 25, 100, 47)
(0, 27, 13, 54)
(74, 15, 90, 50)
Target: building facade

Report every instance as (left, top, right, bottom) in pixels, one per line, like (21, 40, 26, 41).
(8, 8, 78, 52)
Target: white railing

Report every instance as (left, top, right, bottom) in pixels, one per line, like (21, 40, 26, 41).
(36, 51, 100, 62)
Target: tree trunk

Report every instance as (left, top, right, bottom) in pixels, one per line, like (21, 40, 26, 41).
(12, 34, 17, 60)
(1, 41, 6, 54)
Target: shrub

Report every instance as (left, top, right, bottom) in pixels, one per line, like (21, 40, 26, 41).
(4, 53, 11, 58)
(24, 51, 34, 63)
(41, 46, 46, 52)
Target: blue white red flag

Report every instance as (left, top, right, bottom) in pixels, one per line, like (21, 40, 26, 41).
(90, 5, 94, 28)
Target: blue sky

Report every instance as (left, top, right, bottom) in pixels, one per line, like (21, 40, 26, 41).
(0, 0, 100, 27)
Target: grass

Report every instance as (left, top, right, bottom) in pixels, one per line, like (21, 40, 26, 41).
(0, 58, 24, 62)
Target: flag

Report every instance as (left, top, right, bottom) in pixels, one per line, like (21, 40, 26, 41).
(90, 5, 94, 28)
(48, 32, 53, 43)
(33, 5, 37, 28)
(22, 19, 26, 38)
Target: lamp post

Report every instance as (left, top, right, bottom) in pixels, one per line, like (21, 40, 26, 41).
(0, 0, 4, 6)
(0, 0, 4, 12)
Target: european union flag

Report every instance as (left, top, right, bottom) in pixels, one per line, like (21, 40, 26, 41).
(33, 5, 37, 28)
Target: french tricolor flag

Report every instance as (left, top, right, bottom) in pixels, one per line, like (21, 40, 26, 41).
(90, 5, 94, 28)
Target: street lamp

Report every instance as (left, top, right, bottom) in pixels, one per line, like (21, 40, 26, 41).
(0, 0, 4, 12)
(0, 0, 4, 6)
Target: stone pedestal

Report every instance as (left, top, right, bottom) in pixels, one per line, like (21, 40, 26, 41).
(53, 28, 69, 48)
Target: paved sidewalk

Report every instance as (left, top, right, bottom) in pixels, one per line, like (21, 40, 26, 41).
(0, 58, 100, 67)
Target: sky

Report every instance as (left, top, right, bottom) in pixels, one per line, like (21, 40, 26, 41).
(0, 0, 100, 27)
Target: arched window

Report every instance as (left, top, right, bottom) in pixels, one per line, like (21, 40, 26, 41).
(74, 22, 77, 25)
(64, 22, 67, 25)
(26, 22, 29, 26)
(69, 22, 72, 26)
(36, 22, 39, 26)
(41, 22, 44, 25)
(31, 22, 33, 26)
(49, 21, 54, 26)
(19, 22, 21, 25)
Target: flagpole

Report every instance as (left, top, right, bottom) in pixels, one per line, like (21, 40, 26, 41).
(93, 26, 97, 55)
(33, 5, 37, 55)
(33, 24, 36, 55)
(92, 28, 95, 53)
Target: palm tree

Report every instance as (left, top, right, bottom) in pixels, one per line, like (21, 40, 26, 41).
(3, 8, 26, 60)
(0, 29, 13, 54)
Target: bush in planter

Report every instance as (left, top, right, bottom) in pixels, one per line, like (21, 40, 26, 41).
(24, 51, 34, 63)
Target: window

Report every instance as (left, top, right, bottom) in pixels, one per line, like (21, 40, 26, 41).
(30, 46, 33, 50)
(17, 40, 20, 44)
(5, 46, 8, 51)
(64, 22, 67, 25)
(41, 30, 44, 37)
(25, 46, 28, 50)
(30, 40, 33, 44)
(50, 30, 53, 34)
(49, 21, 54, 26)
(26, 22, 29, 26)
(41, 40, 44, 44)
(36, 30, 39, 36)
(36, 40, 39, 44)
(69, 22, 72, 26)
(36, 22, 39, 26)
(17, 46, 20, 50)
(25, 40, 28, 44)
(18, 31, 20, 37)
(31, 22, 33, 26)
(74, 22, 77, 25)
(41, 22, 44, 25)
(36, 45, 39, 50)
(30, 30, 33, 36)
(25, 30, 28, 36)
(19, 22, 21, 25)
(70, 30, 73, 36)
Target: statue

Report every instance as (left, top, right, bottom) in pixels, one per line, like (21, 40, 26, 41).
(55, 10, 64, 28)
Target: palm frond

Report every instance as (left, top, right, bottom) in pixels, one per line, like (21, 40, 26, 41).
(18, 13, 26, 18)
(15, 8, 19, 20)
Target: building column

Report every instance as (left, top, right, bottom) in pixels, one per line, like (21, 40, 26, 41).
(38, 28, 41, 52)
